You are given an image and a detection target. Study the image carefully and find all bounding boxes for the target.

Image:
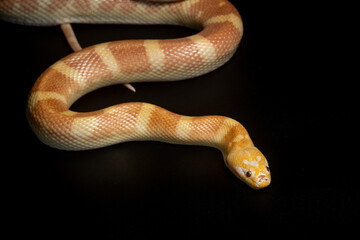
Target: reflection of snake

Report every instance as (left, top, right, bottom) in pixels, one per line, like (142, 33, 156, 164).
(0, 0, 270, 189)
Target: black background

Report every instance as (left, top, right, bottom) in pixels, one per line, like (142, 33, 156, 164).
(2, 0, 357, 237)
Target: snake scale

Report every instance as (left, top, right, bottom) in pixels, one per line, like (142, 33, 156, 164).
(0, 0, 270, 189)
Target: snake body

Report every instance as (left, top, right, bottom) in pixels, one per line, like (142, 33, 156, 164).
(0, 0, 271, 189)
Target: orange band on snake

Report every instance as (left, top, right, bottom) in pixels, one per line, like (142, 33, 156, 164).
(0, 0, 271, 189)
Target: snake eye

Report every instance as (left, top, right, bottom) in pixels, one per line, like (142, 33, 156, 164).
(266, 166, 270, 172)
(245, 171, 252, 177)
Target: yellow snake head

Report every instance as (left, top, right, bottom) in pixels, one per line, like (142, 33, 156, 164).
(225, 145, 271, 189)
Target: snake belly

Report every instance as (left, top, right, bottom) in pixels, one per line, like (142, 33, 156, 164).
(0, 0, 271, 189)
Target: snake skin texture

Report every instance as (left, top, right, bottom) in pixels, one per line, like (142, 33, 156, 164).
(0, 0, 271, 189)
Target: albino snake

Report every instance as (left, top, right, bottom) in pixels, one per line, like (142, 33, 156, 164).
(0, 0, 271, 189)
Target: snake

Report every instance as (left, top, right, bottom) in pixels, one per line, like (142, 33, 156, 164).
(0, 0, 271, 189)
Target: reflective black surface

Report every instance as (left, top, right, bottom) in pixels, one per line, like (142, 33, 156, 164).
(2, 1, 356, 237)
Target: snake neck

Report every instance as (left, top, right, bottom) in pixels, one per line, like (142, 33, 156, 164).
(217, 118, 255, 154)
(154, 111, 255, 153)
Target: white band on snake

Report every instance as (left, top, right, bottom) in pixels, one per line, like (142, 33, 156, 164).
(0, 0, 271, 189)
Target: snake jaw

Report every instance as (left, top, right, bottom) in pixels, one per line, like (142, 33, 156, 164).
(255, 173, 271, 189)
(231, 166, 270, 189)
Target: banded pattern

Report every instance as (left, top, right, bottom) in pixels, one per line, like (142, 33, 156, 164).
(0, 0, 271, 189)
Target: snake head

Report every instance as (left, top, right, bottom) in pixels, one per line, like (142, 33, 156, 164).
(225, 145, 271, 189)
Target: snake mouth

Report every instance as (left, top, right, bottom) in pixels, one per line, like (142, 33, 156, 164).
(245, 174, 270, 190)
(255, 174, 270, 189)
(232, 166, 270, 189)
